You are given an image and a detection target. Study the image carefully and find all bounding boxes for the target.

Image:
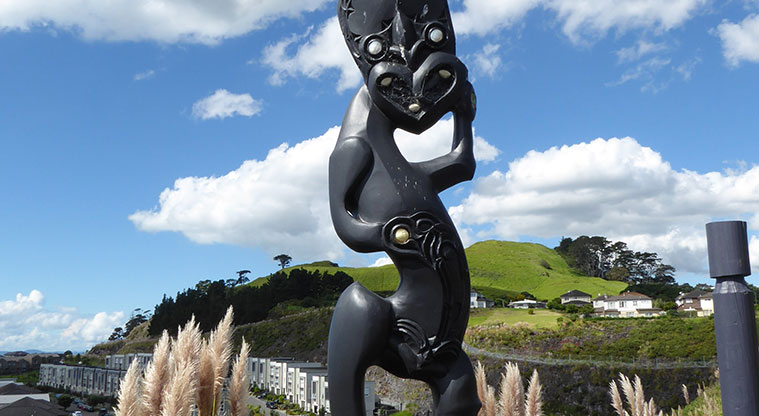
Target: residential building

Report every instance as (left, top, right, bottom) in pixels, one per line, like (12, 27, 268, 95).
(105, 353, 153, 371)
(0, 397, 67, 416)
(249, 356, 376, 415)
(559, 290, 592, 306)
(676, 290, 714, 316)
(39, 364, 127, 397)
(593, 292, 663, 317)
(508, 300, 546, 309)
(0, 353, 61, 376)
(37, 352, 153, 397)
(470, 291, 494, 309)
(284, 362, 324, 403)
(0, 384, 50, 408)
(296, 367, 327, 411)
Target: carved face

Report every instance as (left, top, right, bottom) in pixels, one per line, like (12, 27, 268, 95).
(338, 0, 469, 133)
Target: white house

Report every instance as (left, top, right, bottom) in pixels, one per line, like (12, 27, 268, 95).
(296, 367, 327, 411)
(470, 291, 494, 309)
(560, 290, 592, 306)
(508, 300, 546, 309)
(593, 292, 662, 317)
(676, 290, 714, 316)
(285, 362, 325, 403)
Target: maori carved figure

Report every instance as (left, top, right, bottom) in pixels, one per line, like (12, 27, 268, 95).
(327, 0, 481, 414)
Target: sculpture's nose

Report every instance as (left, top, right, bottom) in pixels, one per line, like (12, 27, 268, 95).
(386, 45, 407, 65)
(390, 10, 417, 66)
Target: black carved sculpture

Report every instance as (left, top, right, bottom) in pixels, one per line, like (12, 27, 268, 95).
(327, 0, 480, 414)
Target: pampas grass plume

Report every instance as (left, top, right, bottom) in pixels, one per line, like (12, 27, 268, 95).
(115, 358, 143, 416)
(142, 331, 171, 416)
(524, 369, 543, 416)
(228, 339, 250, 416)
(161, 317, 202, 416)
(198, 307, 234, 416)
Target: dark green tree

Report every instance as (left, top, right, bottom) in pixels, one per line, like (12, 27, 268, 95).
(273, 254, 292, 269)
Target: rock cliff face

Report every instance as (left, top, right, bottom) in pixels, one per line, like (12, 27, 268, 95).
(473, 356, 715, 416)
(366, 366, 433, 414)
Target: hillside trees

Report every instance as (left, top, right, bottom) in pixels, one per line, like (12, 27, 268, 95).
(273, 254, 292, 269)
(148, 268, 353, 336)
(108, 308, 151, 341)
(556, 236, 676, 284)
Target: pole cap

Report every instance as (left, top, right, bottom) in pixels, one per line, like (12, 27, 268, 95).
(706, 221, 751, 278)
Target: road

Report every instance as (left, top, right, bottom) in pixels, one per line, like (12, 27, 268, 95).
(246, 394, 287, 416)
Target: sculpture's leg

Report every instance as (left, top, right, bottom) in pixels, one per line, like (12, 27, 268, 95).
(429, 353, 481, 416)
(328, 282, 393, 415)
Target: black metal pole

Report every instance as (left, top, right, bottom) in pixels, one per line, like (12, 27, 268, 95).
(706, 221, 759, 415)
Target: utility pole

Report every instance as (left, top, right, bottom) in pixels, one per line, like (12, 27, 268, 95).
(706, 221, 759, 415)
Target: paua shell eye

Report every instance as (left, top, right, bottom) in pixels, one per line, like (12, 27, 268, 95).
(424, 23, 448, 47)
(428, 27, 444, 43)
(366, 39, 384, 56)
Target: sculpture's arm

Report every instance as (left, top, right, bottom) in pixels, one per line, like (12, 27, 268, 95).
(413, 83, 477, 193)
(329, 136, 384, 253)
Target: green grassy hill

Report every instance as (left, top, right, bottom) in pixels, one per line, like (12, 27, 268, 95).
(251, 240, 627, 301)
(467, 240, 627, 300)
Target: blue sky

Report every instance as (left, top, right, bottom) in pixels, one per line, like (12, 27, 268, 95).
(1, 0, 758, 351)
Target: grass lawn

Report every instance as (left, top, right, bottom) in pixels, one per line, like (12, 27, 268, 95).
(467, 308, 563, 329)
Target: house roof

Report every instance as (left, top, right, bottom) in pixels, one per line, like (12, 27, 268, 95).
(676, 289, 709, 300)
(0, 384, 40, 395)
(0, 398, 65, 416)
(606, 291, 651, 301)
(593, 295, 609, 301)
(560, 290, 591, 298)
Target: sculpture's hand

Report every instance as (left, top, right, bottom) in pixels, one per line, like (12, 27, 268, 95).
(413, 81, 476, 193)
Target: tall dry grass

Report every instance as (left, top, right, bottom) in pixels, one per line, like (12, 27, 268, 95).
(609, 371, 721, 416)
(228, 339, 250, 416)
(198, 308, 234, 416)
(476, 361, 543, 416)
(114, 306, 249, 416)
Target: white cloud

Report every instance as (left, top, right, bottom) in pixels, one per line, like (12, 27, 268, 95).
(258, 1, 709, 91)
(751, 236, 759, 274)
(450, 137, 759, 275)
(129, 119, 499, 261)
(134, 69, 155, 81)
(545, 0, 708, 44)
(370, 257, 394, 267)
(192, 89, 262, 120)
(451, 0, 539, 36)
(675, 56, 702, 81)
(262, 17, 361, 93)
(716, 14, 759, 66)
(0, 0, 331, 44)
(449, 0, 706, 41)
(0, 290, 124, 351)
(608, 57, 672, 90)
(616, 40, 668, 63)
(467, 44, 504, 79)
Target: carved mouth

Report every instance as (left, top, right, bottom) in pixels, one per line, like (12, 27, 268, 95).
(367, 52, 468, 134)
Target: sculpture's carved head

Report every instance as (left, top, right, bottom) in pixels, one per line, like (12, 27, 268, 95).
(338, 0, 469, 133)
